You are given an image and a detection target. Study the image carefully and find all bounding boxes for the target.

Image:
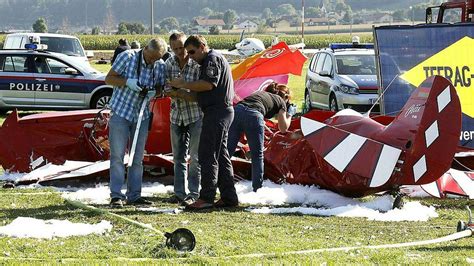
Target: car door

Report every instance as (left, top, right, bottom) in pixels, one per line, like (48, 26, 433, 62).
(306, 52, 320, 104)
(0, 54, 36, 107)
(317, 53, 334, 109)
(33, 55, 87, 108)
(310, 52, 332, 108)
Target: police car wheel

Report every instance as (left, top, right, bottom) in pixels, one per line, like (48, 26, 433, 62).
(91, 91, 112, 109)
(304, 90, 313, 111)
(329, 94, 339, 112)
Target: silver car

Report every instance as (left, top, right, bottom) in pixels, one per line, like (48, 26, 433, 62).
(0, 47, 112, 114)
(305, 44, 379, 113)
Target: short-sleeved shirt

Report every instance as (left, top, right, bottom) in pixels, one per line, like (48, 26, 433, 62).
(197, 49, 234, 111)
(109, 49, 166, 122)
(239, 91, 287, 119)
(111, 45, 130, 64)
(165, 55, 202, 126)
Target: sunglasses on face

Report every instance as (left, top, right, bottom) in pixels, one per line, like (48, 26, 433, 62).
(187, 50, 196, 55)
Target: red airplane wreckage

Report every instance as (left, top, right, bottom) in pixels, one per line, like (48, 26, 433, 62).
(1, 75, 473, 200)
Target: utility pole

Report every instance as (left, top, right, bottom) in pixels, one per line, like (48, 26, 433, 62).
(150, 0, 154, 35)
(85, 0, 88, 30)
(301, 0, 305, 44)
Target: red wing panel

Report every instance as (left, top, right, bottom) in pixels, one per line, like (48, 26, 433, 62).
(242, 42, 307, 79)
(422, 170, 474, 199)
(439, 173, 468, 196)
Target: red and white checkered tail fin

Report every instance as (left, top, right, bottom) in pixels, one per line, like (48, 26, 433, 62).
(383, 75, 462, 185)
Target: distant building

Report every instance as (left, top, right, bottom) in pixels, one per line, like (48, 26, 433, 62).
(304, 17, 329, 26)
(192, 17, 225, 33)
(237, 20, 258, 30)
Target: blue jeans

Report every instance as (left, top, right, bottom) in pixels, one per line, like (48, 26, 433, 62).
(170, 119, 202, 200)
(109, 113, 149, 202)
(227, 104, 265, 191)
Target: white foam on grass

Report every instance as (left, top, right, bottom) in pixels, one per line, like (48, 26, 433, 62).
(0, 217, 112, 239)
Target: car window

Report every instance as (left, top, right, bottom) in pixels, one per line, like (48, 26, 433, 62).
(4, 36, 22, 49)
(322, 54, 333, 74)
(335, 54, 376, 75)
(315, 53, 326, 74)
(309, 53, 319, 72)
(34, 56, 51, 73)
(41, 37, 85, 57)
(443, 8, 463, 23)
(3, 56, 28, 72)
(44, 57, 78, 75)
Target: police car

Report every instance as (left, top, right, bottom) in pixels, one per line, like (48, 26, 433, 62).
(0, 44, 112, 113)
(305, 38, 379, 113)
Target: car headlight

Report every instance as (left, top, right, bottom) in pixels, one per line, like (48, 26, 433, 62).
(336, 85, 359, 95)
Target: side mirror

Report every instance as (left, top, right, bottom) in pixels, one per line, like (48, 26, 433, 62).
(64, 67, 79, 75)
(85, 50, 94, 59)
(319, 70, 332, 77)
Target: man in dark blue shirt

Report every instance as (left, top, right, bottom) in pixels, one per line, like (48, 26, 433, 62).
(168, 35, 238, 210)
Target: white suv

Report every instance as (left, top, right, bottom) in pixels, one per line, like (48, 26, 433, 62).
(3, 33, 93, 67)
(305, 43, 379, 113)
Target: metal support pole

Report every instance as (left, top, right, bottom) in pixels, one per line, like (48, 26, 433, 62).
(301, 0, 305, 44)
(150, 0, 154, 34)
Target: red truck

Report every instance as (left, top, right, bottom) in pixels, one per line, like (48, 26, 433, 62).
(426, 0, 474, 23)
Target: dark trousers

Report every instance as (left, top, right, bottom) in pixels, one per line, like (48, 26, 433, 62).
(198, 106, 238, 204)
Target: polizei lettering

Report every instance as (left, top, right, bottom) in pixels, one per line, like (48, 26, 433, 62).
(9, 83, 55, 92)
(423, 66, 472, 88)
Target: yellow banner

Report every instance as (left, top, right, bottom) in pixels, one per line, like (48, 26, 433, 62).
(400, 36, 474, 117)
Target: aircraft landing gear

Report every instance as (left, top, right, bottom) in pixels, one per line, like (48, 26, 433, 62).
(391, 190, 405, 209)
(457, 206, 473, 232)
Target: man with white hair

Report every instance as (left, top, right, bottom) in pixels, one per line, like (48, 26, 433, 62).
(105, 38, 167, 208)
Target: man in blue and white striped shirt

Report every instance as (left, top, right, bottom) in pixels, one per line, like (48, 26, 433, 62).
(105, 38, 167, 208)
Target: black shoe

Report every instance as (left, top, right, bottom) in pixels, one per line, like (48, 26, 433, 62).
(127, 197, 153, 205)
(110, 198, 124, 208)
(164, 195, 183, 204)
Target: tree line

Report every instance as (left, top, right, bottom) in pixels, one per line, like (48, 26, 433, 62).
(1, 0, 431, 32)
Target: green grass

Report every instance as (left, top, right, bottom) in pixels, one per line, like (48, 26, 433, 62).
(0, 188, 472, 264)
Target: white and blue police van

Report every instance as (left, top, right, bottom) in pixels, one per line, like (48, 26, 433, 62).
(0, 44, 112, 114)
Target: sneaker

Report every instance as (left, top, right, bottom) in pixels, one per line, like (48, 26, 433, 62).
(110, 198, 124, 208)
(184, 199, 214, 210)
(214, 199, 238, 208)
(164, 195, 183, 204)
(127, 197, 153, 205)
(181, 196, 197, 207)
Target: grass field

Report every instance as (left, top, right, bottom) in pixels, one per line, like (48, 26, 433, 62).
(0, 53, 473, 264)
(0, 188, 472, 264)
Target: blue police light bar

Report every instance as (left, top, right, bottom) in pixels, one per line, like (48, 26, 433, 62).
(24, 43, 38, 50)
(330, 43, 374, 50)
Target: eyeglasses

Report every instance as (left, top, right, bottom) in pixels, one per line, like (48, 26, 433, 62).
(187, 50, 196, 55)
